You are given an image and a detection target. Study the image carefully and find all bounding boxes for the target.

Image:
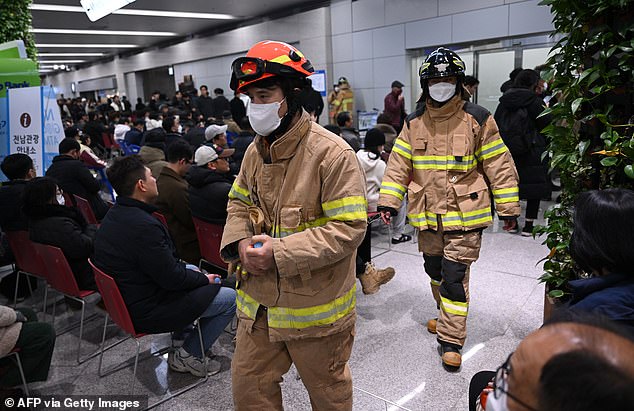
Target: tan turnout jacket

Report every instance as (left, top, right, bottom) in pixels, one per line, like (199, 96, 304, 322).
(378, 95, 520, 230)
(220, 111, 367, 341)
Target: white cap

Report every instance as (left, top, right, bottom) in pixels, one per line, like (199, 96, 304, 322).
(204, 124, 228, 141)
(194, 145, 218, 165)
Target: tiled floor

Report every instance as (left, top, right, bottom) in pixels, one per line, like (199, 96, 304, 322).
(5, 199, 554, 410)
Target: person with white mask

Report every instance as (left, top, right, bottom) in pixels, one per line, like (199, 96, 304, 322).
(378, 47, 520, 370)
(222, 40, 367, 410)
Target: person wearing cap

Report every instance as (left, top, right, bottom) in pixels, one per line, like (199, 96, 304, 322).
(204, 124, 229, 148)
(187, 144, 235, 222)
(384, 80, 406, 133)
(378, 47, 520, 369)
(156, 140, 200, 265)
(221, 40, 367, 410)
(355, 128, 395, 294)
(328, 76, 354, 125)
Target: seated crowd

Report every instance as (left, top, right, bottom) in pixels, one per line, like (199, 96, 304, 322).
(0, 86, 632, 408)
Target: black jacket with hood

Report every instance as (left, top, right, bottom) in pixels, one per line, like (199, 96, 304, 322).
(186, 166, 232, 223)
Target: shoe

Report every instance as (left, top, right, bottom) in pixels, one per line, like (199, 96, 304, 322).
(358, 262, 395, 295)
(441, 344, 462, 368)
(391, 234, 412, 244)
(521, 221, 534, 237)
(168, 347, 219, 377)
(426, 318, 437, 334)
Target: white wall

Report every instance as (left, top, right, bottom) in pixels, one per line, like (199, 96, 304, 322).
(43, 0, 554, 116)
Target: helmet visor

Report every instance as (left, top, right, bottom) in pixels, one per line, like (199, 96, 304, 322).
(232, 57, 309, 83)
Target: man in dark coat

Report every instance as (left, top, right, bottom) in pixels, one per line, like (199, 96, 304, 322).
(94, 155, 235, 377)
(211, 88, 230, 120)
(0, 154, 36, 232)
(230, 91, 246, 124)
(124, 119, 144, 146)
(187, 145, 234, 222)
(196, 85, 214, 121)
(45, 138, 109, 221)
(494, 69, 552, 236)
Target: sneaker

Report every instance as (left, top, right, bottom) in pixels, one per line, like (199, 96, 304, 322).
(391, 234, 412, 244)
(358, 262, 395, 295)
(168, 347, 219, 377)
(440, 344, 462, 369)
(426, 318, 437, 334)
(521, 221, 534, 237)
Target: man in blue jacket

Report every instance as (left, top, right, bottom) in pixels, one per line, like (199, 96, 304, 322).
(94, 155, 236, 377)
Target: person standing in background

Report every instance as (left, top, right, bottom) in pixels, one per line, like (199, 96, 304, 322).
(384, 80, 406, 133)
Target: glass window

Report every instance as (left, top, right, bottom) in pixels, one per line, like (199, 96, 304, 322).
(476, 50, 515, 114)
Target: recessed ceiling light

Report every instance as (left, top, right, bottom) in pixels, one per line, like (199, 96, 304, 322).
(39, 60, 86, 63)
(39, 53, 105, 56)
(36, 44, 138, 48)
(30, 4, 236, 20)
(33, 28, 177, 36)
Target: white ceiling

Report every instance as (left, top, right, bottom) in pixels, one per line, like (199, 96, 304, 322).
(31, 0, 327, 73)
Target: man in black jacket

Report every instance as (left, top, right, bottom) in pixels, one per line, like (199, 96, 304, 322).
(211, 88, 230, 120)
(94, 155, 235, 377)
(196, 85, 214, 121)
(188, 145, 234, 222)
(45, 138, 109, 221)
(0, 154, 36, 231)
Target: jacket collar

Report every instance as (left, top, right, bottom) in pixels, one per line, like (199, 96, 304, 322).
(569, 272, 633, 302)
(425, 95, 464, 122)
(116, 196, 158, 213)
(255, 111, 311, 162)
(159, 165, 184, 182)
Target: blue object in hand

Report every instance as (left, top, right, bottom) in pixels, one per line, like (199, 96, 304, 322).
(253, 242, 263, 248)
(214, 277, 222, 284)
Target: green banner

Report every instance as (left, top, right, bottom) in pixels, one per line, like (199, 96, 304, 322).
(0, 57, 40, 99)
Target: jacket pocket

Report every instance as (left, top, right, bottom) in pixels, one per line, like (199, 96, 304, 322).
(450, 133, 474, 173)
(452, 179, 491, 227)
(280, 267, 333, 296)
(279, 205, 303, 237)
(406, 181, 428, 229)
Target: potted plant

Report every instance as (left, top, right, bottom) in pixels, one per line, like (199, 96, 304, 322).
(535, 0, 634, 320)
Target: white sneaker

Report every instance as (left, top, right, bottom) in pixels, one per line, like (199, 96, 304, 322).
(168, 347, 220, 377)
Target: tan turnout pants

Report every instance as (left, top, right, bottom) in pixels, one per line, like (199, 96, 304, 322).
(232, 307, 355, 411)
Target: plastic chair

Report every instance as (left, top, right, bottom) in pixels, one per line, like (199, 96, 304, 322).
(31, 243, 99, 364)
(89, 260, 208, 408)
(73, 194, 99, 225)
(191, 217, 228, 271)
(0, 349, 29, 396)
(118, 140, 141, 156)
(89, 167, 116, 203)
(4, 231, 48, 310)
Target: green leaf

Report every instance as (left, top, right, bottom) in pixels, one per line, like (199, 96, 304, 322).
(548, 289, 565, 298)
(537, 107, 554, 119)
(600, 157, 619, 166)
(578, 140, 590, 156)
(625, 165, 634, 179)
(571, 97, 583, 114)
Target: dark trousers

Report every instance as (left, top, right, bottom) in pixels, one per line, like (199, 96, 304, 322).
(0, 308, 55, 387)
(356, 224, 372, 275)
(525, 199, 540, 220)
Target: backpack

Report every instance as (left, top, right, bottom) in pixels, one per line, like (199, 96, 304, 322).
(496, 106, 535, 157)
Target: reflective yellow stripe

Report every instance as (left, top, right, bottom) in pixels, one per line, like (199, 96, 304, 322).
(441, 207, 492, 227)
(236, 288, 259, 320)
(270, 55, 291, 64)
(322, 196, 368, 221)
(268, 285, 356, 329)
(440, 296, 468, 317)
(430, 279, 441, 287)
(237, 286, 357, 329)
(228, 182, 252, 205)
(393, 139, 412, 160)
(493, 187, 519, 204)
(476, 138, 508, 161)
(407, 211, 438, 228)
(379, 181, 407, 201)
(411, 154, 477, 171)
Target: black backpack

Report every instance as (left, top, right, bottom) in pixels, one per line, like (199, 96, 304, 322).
(496, 106, 535, 157)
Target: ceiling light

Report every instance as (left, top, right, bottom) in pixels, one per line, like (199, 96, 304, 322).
(36, 44, 138, 48)
(39, 60, 86, 63)
(30, 4, 236, 19)
(39, 53, 105, 56)
(33, 28, 177, 36)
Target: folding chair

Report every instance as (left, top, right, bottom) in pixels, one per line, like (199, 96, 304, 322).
(4, 231, 48, 310)
(73, 194, 99, 225)
(31, 243, 99, 364)
(0, 349, 29, 396)
(89, 167, 116, 203)
(191, 217, 228, 271)
(118, 141, 141, 156)
(89, 260, 208, 409)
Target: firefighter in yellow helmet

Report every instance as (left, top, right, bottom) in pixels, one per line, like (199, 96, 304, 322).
(221, 40, 367, 410)
(328, 76, 355, 124)
(378, 47, 520, 370)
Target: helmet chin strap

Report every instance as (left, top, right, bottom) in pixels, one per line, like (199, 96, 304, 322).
(265, 95, 301, 144)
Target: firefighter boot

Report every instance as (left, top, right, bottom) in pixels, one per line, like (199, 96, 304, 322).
(441, 344, 462, 369)
(359, 262, 395, 295)
(427, 318, 437, 334)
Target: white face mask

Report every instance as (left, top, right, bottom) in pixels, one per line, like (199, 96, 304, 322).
(485, 391, 509, 411)
(56, 193, 65, 206)
(248, 99, 285, 136)
(428, 82, 456, 102)
(177, 125, 183, 134)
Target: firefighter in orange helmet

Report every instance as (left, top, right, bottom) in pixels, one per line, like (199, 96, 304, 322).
(222, 41, 367, 410)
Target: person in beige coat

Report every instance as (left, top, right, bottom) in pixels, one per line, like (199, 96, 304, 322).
(0, 306, 55, 389)
(222, 40, 367, 411)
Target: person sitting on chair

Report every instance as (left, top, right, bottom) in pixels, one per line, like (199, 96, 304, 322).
(94, 155, 236, 377)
